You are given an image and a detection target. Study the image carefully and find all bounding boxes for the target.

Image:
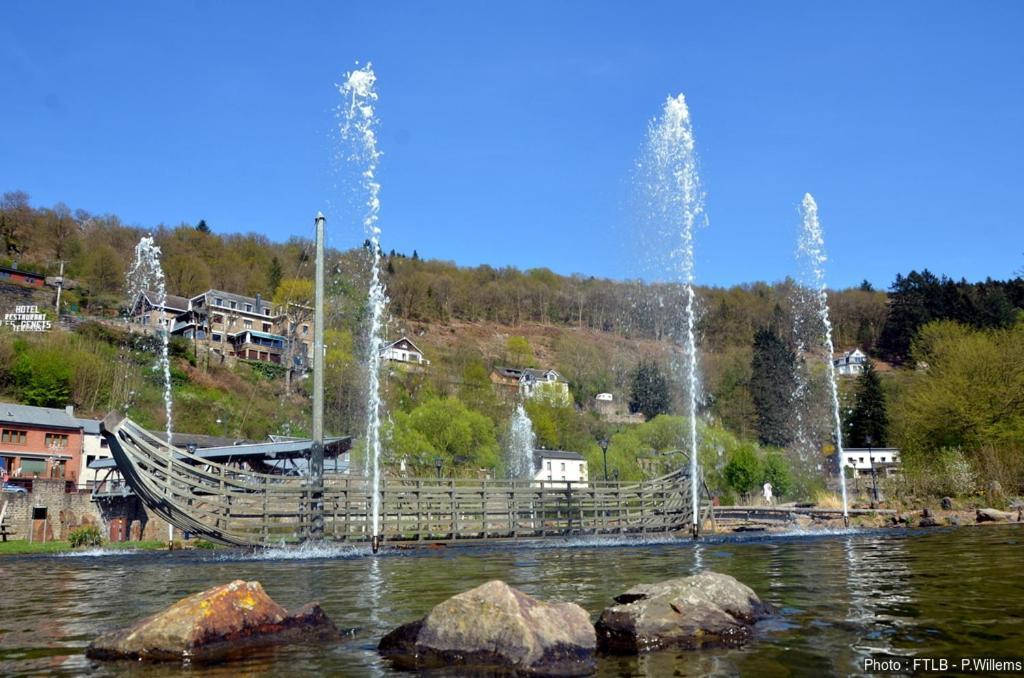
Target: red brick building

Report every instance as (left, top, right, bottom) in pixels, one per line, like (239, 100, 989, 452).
(0, 403, 85, 485)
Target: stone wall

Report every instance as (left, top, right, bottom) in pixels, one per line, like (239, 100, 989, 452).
(1, 479, 173, 542)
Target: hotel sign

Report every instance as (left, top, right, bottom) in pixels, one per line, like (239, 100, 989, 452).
(3, 305, 52, 332)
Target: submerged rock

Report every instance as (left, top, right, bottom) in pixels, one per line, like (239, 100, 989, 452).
(87, 580, 337, 662)
(379, 580, 595, 676)
(595, 571, 772, 653)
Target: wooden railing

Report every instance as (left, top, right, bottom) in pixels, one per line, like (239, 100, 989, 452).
(104, 412, 705, 547)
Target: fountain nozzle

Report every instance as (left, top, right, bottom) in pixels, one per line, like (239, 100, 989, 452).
(371, 534, 381, 554)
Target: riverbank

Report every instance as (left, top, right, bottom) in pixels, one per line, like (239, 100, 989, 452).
(0, 539, 167, 556)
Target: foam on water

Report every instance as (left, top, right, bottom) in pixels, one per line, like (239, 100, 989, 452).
(220, 542, 370, 562)
(339, 62, 387, 540)
(58, 548, 146, 558)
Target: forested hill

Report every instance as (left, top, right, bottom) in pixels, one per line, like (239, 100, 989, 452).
(3, 190, 1022, 363)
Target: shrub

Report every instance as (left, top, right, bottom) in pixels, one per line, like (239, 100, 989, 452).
(68, 525, 103, 547)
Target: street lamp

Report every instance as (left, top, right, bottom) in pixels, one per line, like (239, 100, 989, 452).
(866, 434, 879, 504)
(599, 438, 609, 482)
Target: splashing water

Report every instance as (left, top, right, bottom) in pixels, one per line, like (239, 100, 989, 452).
(645, 94, 704, 533)
(796, 194, 848, 518)
(508, 403, 537, 480)
(125, 236, 173, 446)
(339, 62, 386, 540)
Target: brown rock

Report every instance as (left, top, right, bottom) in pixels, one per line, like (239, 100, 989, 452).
(87, 580, 337, 661)
(379, 580, 595, 676)
(595, 571, 772, 653)
(976, 508, 1018, 523)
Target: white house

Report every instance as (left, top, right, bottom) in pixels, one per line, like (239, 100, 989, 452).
(76, 418, 112, 490)
(833, 348, 868, 376)
(380, 337, 430, 366)
(837, 447, 901, 476)
(533, 450, 588, 485)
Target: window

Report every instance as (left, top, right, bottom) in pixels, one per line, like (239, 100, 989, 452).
(212, 333, 222, 342)
(245, 304, 253, 312)
(230, 301, 237, 309)
(213, 314, 224, 324)
(263, 323, 272, 332)
(264, 308, 271, 316)
(302, 325, 309, 335)
(244, 320, 253, 329)
(45, 433, 69, 448)
(561, 462, 566, 472)
(546, 461, 551, 471)
(215, 298, 223, 306)
(2, 429, 27, 444)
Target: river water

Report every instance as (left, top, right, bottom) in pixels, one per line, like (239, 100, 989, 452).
(1, 526, 1021, 676)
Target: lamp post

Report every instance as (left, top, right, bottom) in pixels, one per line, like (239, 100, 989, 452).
(866, 434, 879, 504)
(599, 438, 609, 482)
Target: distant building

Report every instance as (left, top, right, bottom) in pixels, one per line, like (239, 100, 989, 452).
(533, 449, 588, 484)
(76, 417, 112, 491)
(833, 348, 868, 376)
(491, 366, 572, 406)
(380, 337, 430, 366)
(832, 447, 901, 477)
(0, 403, 84, 485)
(0, 265, 45, 288)
(593, 392, 645, 424)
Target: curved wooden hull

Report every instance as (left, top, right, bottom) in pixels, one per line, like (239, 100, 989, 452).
(102, 412, 706, 547)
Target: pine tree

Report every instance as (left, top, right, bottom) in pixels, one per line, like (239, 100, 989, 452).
(196, 219, 210, 233)
(846, 360, 889, 447)
(628, 359, 671, 421)
(750, 326, 796, 448)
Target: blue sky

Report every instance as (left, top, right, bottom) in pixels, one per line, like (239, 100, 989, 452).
(2, 1, 1022, 288)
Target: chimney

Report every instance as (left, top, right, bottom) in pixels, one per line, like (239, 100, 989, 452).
(255, 293, 262, 314)
(65, 405, 74, 417)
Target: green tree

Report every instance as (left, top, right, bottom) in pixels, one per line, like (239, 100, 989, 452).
(388, 397, 500, 476)
(628, 359, 671, 421)
(749, 326, 796, 447)
(845, 360, 888, 447)
(196, 219, 211, 233)
(723, 445, 762, 498)
(505, 335, 534, 367)
(761, 451, 793, 498)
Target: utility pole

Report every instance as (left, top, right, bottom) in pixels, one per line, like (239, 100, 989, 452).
(54, 260, 65, 315)
(309, 212, 326, 540)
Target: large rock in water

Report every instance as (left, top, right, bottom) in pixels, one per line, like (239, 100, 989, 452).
(87, 580, 337, 661)
(379, 580, 595, 676)
(595, 571, 772, 653)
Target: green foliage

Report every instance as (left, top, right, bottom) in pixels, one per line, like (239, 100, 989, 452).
(505, 336, 534, 367)
(191, 538, 218, 550)
(761, 451, 793, 498)
(723, 445, 762, 497)
(68, 525, 103, 547)
(750, 325, 796, 447)
(387, 397, 500, 476)
(628, 359, 671, 421)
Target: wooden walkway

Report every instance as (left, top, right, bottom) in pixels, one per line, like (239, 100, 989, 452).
(103, 413, 710, 547)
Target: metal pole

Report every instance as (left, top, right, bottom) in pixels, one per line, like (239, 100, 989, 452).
(54, 260, 64, 314)
(309, 212, 326, 540)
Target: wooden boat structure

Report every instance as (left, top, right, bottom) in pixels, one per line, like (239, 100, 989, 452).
(102, 411, 712, 548)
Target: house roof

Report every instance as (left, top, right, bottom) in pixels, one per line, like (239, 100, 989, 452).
(77, 418, 101, 435)
(533, 449, 586, 462)
(137, 290, 189, 312)
(0, 403, 83, 431)
(0, 266, 45, 279)
(382, 336, 423, 354)
(90, 436, 352, 469)
(492, 366, 567, 383)
(193, 289, 273, 315)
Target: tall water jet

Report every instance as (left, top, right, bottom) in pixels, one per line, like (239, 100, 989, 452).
(125, 236, 174, 446)
(508, 402, 537, 480)
(645, 94, 704, 537)
(795, 193, 849, 520)
(339, 62, 386, 546)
